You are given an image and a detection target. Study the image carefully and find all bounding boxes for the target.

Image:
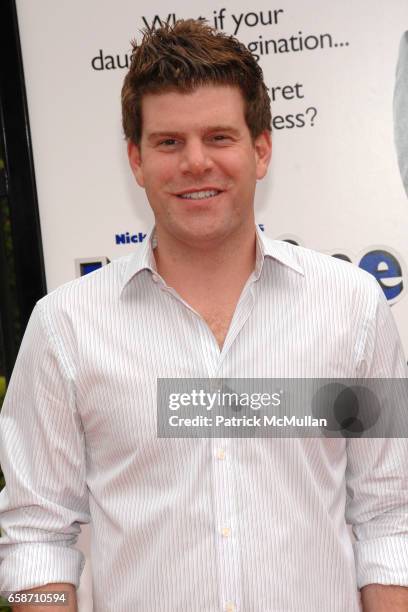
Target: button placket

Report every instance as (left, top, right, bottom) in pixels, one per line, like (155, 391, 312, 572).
(211, 434, 241, 612)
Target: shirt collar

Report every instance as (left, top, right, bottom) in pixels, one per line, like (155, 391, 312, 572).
(254, 224, 304, 279)
(121, 224, 304, 292)
(121, 225, 158, 291)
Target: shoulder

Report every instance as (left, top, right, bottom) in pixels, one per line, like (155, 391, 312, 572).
(35, 253, 134, 319)
(267, 238, 381, 299)
(260, 236, 384, 330)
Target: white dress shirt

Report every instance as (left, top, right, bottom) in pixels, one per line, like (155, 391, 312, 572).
(0, 225, 407, 612)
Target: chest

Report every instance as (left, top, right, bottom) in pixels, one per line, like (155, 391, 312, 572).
(199, 306, 236, 349)
(77, 305, 356, 479)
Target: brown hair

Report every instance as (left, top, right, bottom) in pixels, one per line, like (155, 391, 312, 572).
(121, 19, 271, 144)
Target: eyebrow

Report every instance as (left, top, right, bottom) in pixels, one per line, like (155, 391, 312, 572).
(146, 126, 241, 142)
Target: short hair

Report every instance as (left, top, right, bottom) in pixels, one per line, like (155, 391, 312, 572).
(121, 19, 271, 145)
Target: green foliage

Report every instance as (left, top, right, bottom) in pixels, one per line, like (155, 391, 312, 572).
(0, 198, 21, 348)
(0, 598, 11, 611)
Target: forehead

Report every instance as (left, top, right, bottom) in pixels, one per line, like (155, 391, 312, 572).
(140, 85, 247, 135)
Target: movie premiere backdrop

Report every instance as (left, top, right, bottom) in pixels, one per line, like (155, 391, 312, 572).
(14, 0, 408, 609)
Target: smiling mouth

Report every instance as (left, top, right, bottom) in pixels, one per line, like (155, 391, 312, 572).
(176, 189, 222, 201)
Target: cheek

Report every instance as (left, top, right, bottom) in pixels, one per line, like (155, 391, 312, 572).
(223, 149, 257, 175)
(143, 163, 175, 191)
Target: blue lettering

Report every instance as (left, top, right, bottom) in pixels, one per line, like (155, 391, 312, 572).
(359, 250, 403, 301)
(116, 231, 148, 245)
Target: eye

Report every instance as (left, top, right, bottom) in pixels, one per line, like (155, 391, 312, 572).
(158, 138, 178, 147)
(211, 134, 234, 144)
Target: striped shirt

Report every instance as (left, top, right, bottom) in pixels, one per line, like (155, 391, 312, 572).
(0, 225, 407, 612)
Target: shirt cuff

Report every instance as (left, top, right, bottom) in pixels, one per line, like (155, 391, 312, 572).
(354, 536, 408, 589)
(0, 543, 84, 592)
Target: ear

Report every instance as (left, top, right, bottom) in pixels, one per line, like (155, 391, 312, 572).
(127, 140, 145, 188)
(254, 130, 272, 180)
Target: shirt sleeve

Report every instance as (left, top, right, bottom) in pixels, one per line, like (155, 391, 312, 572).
(0, 301, 90, 592)
(345, 283, 408, 589)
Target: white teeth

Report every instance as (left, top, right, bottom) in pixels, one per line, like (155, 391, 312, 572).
(180, 190, 219, 200)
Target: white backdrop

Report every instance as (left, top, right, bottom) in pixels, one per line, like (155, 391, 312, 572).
(14, 1, 408, 609)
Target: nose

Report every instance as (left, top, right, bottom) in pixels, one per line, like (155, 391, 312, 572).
(179, 138, 213, 175)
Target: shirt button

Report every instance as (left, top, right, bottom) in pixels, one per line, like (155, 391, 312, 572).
(225, 603, 236, 612)
(152, 274, 159, 283)
(221, 527, 231, 538)
(216, 449, 226, 460)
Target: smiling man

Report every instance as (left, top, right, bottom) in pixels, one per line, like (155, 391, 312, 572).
(1, 19, 408, 612)
(126, 83, 271, 348)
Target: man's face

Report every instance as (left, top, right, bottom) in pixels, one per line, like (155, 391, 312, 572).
(128, 85, 271, 247)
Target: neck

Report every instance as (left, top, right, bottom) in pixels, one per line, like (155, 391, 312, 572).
(152, 223, 257, 301)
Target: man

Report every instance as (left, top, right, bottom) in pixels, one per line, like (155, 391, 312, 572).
(0, 19, 407, 612)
